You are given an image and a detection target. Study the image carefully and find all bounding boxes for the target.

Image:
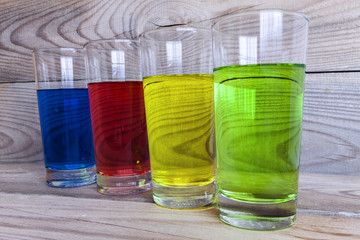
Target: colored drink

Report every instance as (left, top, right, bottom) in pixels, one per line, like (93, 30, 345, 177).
(88, 81, 150, 177)
(214, 63, 305, 203)
(37, 88, 95, 170)
(212, 9, 308, 230)
(141, 26, 214, 208)
(85, 39, 151, 195)
(143, 74, 215, 188)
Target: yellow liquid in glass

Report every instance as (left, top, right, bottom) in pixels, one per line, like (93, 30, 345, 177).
(143, 74, 215, 187)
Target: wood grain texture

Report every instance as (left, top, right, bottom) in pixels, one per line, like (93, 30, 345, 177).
(1, 73, 359, 176)
(1, 0, 360, 83)
(0, 1, 359, 238)
(298, 173, 360, 216)
(1, 161, 359, 217)
(301, 73, 360, 175)
(0, 82, 43, 162)
(0, 183, 359, 240)
(0, 162, 154, 203)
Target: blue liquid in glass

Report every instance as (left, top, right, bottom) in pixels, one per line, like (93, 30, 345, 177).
(37, 88, 95, 170)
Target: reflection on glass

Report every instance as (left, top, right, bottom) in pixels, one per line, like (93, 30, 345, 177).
(61, 56, 74, 87)
(111, 50, 125, 80)
(238, 36, 257, 65)
(166, 41, 182, 71)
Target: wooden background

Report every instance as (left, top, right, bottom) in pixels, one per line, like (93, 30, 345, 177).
(1, 0, 359, 175)
(0, 0, 360, 239)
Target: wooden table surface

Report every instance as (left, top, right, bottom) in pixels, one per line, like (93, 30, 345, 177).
(0, 162, 359, 240)
(1, 0, 360, 239)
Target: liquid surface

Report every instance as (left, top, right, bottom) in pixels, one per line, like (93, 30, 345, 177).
(143, 74, 215, 187)
(88, 81, 150, 176)
(214, 64, 305, 203)
(37, 88, 95, 170)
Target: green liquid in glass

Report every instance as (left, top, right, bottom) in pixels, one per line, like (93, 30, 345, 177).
(214, 63, 305, 203)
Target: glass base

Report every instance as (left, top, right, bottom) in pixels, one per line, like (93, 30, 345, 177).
(152, 181, 216, 209)
(46, 166, 96, 188)
(218, 193, 296, 231)
(97, 172, 152, 195)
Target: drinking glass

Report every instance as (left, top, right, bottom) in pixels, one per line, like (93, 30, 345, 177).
(85, 39, 151, 195)
(212, 10, 308, 230)
(141, 27, 216, 208)
(33, 48, 96, 188)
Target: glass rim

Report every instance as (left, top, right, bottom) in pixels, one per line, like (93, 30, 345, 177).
(32, 47, 84, 55)
(140, 26, 212, 42)
(84, 38, 140, 49)
(212, 9, 309, 34)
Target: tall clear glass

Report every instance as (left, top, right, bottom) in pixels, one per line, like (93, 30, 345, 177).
(212, 10, 308, 230)
(33, 48, 96, 188)
(85, 39, 151, 195)
(141, 27, 216, 208)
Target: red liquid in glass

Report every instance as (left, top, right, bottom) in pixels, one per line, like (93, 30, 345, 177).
(88, 81, 150, 176)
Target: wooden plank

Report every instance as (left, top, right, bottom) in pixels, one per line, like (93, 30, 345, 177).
(0, 162, 154, 203)
(0, 82, 43, 163)
(301, 73, 360, 175)
(0, 189, 359, 239)
(298, 173, 360, 216)
(1, 161, 359, 216)
(0, 0, 360, 83)
(1, 73, 359, 176)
